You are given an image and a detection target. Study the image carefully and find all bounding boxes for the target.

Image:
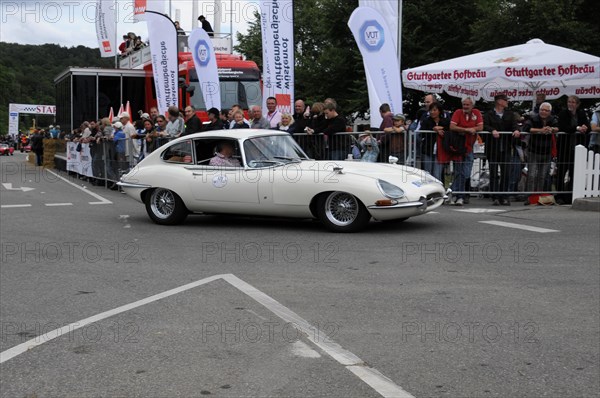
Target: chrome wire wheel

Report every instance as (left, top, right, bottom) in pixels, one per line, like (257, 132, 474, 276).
(324, 192, 360, 227)
(150, 188, 176, 220)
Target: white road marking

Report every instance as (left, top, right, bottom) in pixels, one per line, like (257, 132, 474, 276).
(347, 366, 412, 398)
(291, 341, 321, 358)
(45, 203, 73, 207)
(45, 170, 112, 205)
(0, 274, 414, 398)
(454, 208, 505, 213)
(222, 274, 414, 398)
(479, 220, 559, 233)
(0, 204, 32, 209)
(0, 274, 223, 364)
(89, 202, 112, 205)
(1, 183, 35, 192)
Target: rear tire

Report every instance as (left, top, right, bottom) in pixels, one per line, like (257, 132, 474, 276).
(144, 188, 188, 225)
(317, 191, 371, 232)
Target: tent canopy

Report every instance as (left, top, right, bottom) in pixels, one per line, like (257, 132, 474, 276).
(402, 39, 600, 101)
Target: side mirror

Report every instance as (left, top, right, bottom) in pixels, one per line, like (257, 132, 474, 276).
(388, 156, 399, 164)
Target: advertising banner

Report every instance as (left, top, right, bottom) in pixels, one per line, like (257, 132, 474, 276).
(402, 39, 600, 86)
(95, 0, 117, 57)
(9, 112, 19, 137)
(260, 0, 294, 114)
(9, 104, 56, 115)
(145, 11, 179, 115)
(67, 142, 93, 177)
(133, 0, 167, 22)
(359, 0, 399, 50)
(349, 7, 403, 128)
(189, 28, 221, 110)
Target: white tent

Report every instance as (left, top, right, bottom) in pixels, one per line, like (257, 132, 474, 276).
(402, 39, 600, 101)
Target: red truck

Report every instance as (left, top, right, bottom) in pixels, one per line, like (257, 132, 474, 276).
(55, 48, 261, 131)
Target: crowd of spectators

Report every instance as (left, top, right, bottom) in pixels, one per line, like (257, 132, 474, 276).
(119, 32, 147, 57)
(406, 93, 598, 206)
(20, 93, 600, 202)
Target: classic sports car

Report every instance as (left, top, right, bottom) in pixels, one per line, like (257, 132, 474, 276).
(118, 130, 446, 232)
(0, 143, 15, 156)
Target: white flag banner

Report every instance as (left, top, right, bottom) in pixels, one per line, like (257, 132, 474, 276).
(133, 0, 167, 23)
(95, 0, 117, 57)
(146, 11, 179, 115)
(349, 6, 403, 128)
(260, 0, 294, 114)
(359, 0, 399, 50)
(189, 28, 221, 110)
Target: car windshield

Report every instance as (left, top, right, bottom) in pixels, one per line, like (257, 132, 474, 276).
(244, 135, 309, 166)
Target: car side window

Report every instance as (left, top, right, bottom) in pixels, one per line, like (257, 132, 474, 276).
(162, 140, 193, 163)
(195, 139, 243, 166)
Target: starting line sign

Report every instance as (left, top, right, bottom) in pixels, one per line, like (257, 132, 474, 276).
(7, 103, 56, 136)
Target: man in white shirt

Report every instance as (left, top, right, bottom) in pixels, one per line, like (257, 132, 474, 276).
(265, 96, 282, 128)
(119, 111, 139, 162)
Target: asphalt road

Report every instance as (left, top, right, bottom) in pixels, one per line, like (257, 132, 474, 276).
(1, 153, 599, 397)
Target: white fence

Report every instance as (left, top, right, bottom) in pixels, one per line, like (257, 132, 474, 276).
(573, 145, 600, 199)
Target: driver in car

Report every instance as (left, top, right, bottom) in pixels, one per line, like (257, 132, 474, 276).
(209, 141, 241, 167)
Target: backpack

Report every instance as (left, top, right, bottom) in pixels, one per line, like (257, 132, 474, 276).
(443, 131, 466, 155)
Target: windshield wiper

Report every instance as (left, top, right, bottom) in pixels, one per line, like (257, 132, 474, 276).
(273, 156, 302, 163)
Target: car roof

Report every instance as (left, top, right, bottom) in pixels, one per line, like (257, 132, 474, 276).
(183, 129, 291, 141)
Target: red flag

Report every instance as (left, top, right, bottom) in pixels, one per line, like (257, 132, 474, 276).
(125, 101, 132, 119)
(108, 107, 115, 122)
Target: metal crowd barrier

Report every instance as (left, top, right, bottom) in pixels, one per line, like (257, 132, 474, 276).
(57, 129, 588, 199)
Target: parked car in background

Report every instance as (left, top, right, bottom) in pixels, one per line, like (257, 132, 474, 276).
(0, 143, 15, 156)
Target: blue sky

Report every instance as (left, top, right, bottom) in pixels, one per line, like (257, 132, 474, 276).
(0, 1, 257, 48)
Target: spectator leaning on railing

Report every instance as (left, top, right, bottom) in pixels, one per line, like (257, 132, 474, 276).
(556, 95, 591, 205)
(420, 102, 450, 183)
(383, 113, 407, 164)
(448, 96, 483, 206)
(482, 94, 521, 206)
(165, 106, 185, 138)
(319, 102, 348, 160)
(521, 102, 559, 203)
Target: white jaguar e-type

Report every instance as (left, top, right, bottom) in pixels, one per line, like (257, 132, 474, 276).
(118, 130, 446, 232)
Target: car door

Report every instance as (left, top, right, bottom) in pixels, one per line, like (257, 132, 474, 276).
(188, 137, 260, 211)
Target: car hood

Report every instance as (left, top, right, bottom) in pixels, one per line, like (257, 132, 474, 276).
(299, 160, 440, 184)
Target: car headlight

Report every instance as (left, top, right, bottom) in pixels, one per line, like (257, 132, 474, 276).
(377, 179, 405, 199)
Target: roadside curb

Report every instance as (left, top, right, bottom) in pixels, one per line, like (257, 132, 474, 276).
(572, 197, 600, 212)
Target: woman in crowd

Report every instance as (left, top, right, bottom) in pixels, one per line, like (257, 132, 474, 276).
(231, 110, 249, 129)
(276, 113, 295, 133)
(421, 103, 450, 182)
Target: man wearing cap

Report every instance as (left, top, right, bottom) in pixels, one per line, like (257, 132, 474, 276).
(49, 125, 59, 139)
(197, 15, 214, 37)
(483, 94, 521, 206)
(113, 122, 126, 162)
(204, 108, 224, 131)
(383, 114, 407, 163)
(119, 111, 139, 163)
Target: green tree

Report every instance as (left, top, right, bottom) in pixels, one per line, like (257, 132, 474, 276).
(0, 43, 113, 134)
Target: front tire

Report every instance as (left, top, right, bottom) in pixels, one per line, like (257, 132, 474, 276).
(317, 191, 371, 232)
(145, 188, 188, 225)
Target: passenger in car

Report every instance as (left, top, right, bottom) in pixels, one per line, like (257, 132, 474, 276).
(209, 141, 241, 167)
